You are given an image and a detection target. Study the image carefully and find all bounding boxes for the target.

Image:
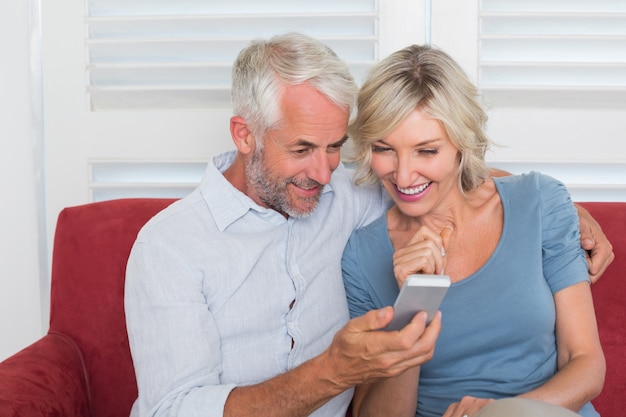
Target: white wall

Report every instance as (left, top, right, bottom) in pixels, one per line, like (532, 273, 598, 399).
(0, 1, 45, 361)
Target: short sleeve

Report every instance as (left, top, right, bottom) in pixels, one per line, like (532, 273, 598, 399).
(537, 173, 589, 293)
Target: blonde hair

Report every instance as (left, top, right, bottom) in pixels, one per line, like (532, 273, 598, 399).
(349, 44, 491, 192)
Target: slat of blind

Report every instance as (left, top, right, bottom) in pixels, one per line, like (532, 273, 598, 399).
(481, 0, 626, 13)
(478, 1, 626, 108)
(481, 14, 626, 36)
(89, 64, 232, 87)
(89, 61, 374, 89)
(91, 161, 208, 182)
(481, 37, 626, 63)
(89, 88, 232, 110)
(478, 87, 626, 109)
(88, 0, 377, 16)
(89, 160, 208, 201)
(85, 2, 379, 110)
(481, 63, 626, 87)
(87, 14, 378, 39)
(87, 37, 378, 63)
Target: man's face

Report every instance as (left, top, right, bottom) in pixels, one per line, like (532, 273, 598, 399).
(246, 84, 350, 218)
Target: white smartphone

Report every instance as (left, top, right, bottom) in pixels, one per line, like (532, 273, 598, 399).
(385, 274, 451, 331)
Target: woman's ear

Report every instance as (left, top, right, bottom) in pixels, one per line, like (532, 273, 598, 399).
(230, 116, 255, 155)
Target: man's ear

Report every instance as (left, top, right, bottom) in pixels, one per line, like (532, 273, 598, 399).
(230, 116, 255, 155)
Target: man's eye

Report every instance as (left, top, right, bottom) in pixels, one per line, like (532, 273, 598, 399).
(294, 148, 311, 155)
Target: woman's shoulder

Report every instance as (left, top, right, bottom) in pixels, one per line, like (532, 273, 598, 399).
(347, 213, 389, 249)
(494, 171, 576, 232)
(494, 171, 567, 200)
(344, 214, 393, 267)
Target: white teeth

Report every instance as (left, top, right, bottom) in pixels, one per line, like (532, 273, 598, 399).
(397, 181, 431, 195)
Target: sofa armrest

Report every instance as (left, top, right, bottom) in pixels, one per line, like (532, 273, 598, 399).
(0, 332, 90, 417)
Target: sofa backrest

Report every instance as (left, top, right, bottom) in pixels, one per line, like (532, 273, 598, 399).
(581, 202, 626, 417)
(48, 198, 175, 417)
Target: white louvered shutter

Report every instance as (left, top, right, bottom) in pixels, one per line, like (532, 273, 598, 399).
(479, 0, 626, 108)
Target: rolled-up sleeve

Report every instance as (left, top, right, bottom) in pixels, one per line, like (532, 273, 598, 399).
(125, 237, 236, 417)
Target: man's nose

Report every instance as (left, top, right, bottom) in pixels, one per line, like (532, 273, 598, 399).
(307, 151, 333, 185)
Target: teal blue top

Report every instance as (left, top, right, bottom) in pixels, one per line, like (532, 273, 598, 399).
(342, 172, 598, 417)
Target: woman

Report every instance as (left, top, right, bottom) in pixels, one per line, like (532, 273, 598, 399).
(341, 44, 605, 417)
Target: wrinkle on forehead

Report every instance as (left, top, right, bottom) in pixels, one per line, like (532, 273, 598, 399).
(272, 84, 349, 147)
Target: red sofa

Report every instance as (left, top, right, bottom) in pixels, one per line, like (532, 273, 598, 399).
(0, 199, 623, 417)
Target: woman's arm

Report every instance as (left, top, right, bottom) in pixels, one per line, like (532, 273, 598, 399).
(351, 312, 442, 417)
(518, 281, 605, 411)
(442, 281, 605, 417)
(352, 367, 420, 417)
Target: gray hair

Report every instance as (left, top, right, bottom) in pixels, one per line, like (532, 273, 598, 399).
(349, 44, 492, 192)
(231, 32, 358, 143)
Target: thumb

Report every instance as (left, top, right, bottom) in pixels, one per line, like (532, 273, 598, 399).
(359, 306, 394, 331)
(581, 237, 595, 251)
(440, 226, 453, 256)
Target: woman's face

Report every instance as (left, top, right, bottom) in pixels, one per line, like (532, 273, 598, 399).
(369, 108, 461, 217)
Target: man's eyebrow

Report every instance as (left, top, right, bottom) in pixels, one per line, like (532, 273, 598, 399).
(332, 136, 349, 147)
(294, 135, 349, 148)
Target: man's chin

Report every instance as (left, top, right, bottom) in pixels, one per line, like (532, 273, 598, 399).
(284, 197, 320, 218)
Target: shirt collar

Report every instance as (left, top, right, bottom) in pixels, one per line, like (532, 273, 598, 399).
(200, 151, 335, 231)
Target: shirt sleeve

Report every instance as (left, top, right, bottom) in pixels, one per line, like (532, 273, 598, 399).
(537, 173, 590, 294)
(341, 231, 380, 319)
(339, 164, 391, 230)
(125, 236, 236, 417)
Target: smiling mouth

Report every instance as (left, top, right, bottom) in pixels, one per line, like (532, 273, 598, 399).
(396, 181, 432, 195)
(291, 178, 322, 192)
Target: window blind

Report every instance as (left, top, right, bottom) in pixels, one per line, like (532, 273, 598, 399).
(89, 161, 208, 201)
(479, 0, 626, 108)
(85, 0, 379, 110)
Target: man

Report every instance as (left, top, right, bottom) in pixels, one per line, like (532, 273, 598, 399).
(125, 33, 613, 417)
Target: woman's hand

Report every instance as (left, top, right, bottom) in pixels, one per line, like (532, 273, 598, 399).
(392, 225, 452, 287)
(442, 395, 494, 417)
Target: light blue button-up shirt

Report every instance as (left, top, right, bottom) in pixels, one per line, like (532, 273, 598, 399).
(125, 151, 387, 417)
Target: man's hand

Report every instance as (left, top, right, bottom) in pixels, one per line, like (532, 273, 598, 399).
(576, 204, 615, 283)
(321, 307, 441, 390)
(490, 168, 615, 282)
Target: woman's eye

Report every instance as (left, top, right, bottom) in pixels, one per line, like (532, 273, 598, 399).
(372, 145, 391, 153)
(419, 149, 439, 155)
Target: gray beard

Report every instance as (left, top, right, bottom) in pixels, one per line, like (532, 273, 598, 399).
(245, 148, 322, 218)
